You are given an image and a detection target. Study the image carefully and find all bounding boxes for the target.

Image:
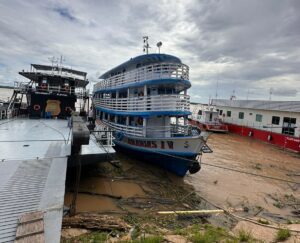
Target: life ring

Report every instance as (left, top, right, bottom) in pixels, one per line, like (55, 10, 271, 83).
(33, 104, 40, 111)
(65, 106, 72, 112)
(64, 86, 70, 92)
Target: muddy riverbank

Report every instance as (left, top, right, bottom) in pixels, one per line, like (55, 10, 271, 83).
(62, 133, 300, 242)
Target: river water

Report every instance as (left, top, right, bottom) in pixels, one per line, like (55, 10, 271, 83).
(0, 88, 12, 102)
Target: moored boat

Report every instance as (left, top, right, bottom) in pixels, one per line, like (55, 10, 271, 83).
(190, 103, 228, 133)
(212, 99, 300, 152)
(93, 51, 210, 176)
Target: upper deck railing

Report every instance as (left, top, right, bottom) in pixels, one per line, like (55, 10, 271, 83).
(13, 81, 88, 97)
(94, 63, 189, 91)
(94, 94, 190, 112)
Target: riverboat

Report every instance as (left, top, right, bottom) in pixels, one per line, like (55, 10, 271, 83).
(15, 63, 89, 118)
(93, 52, 209, 176)
(212, 99, 300, 152)
(189, 103, 228, 133)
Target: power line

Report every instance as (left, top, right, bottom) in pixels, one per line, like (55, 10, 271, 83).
(147, 149, 299, 185)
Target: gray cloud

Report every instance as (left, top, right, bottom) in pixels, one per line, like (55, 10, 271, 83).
(0, 0, 299, 102)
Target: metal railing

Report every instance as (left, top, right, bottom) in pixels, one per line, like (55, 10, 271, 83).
(102, 120, 144, 137)
(102, 119, 194, 138)
(13, 82, 87, 97)
(94, 94, 190, 112)
(94, 62, 189, 91)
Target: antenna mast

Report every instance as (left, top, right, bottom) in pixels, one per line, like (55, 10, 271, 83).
(143, 36, 150, 54)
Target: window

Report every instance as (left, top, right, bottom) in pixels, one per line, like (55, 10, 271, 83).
(272, 116, 280, 125)
(227, 110, 231, 117)
(238, 112, 244, 119)
(198, 110, 202, 115)
(256, 114, 263, 122)
(219, 110, 223, 115)
(282, 117, 296, 136)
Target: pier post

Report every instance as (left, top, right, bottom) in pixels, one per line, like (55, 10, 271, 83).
(69, 115, 90, 216)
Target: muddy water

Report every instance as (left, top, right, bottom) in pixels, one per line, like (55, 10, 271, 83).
(65, 133, 300, 223)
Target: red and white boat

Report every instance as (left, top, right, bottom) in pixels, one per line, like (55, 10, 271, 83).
(211, 99, 300, 153)
(189, 103, 228, 133)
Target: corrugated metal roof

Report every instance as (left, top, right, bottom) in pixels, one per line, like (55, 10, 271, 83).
(211, 99, 300, 113)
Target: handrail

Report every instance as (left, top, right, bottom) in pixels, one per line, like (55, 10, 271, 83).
(102, 119, 193, 138)
(13, 82, 87, 97)
(94, 94, 190, 112)
(94, 62, 189, 91)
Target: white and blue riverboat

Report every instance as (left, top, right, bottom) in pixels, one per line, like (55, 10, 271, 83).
(93, 53, 208, 176)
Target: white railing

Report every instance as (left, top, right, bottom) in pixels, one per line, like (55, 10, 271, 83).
(102, 120, 144, 137)
(94, 94, 190, 112)
(102, 119, 193, 138)
(94, 62, 189, 91)
(13, 82, 87, 97)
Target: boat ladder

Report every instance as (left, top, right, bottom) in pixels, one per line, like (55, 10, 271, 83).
(201, 143, 213, 153)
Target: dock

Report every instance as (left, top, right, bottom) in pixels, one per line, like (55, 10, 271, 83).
(0, 118, 115, 242)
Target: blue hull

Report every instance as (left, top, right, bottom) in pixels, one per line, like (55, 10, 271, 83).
(114, 140, 200, 177)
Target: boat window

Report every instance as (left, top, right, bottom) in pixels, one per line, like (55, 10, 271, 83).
(282, 117, 296, 136)
(272, 116, 280, 125)
(238, 112, 244, 119)
(227, 110, 231, 117)
(256, 114, 263, 122)
(219, 110, 223, 115)
(198, 110, 202, 115)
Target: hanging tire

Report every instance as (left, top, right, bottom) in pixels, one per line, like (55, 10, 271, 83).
(189, 162, 201, 174)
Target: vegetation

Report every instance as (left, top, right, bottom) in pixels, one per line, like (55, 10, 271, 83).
(275, 228, 291, 242)
(238, 229, 254, 242)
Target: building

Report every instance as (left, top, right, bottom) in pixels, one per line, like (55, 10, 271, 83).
(211, 99, 300, 152)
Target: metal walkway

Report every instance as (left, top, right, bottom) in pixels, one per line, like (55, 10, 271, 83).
(0, 119, 71, 243)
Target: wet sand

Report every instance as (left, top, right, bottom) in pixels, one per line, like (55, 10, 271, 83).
(185, 133, 300, 222)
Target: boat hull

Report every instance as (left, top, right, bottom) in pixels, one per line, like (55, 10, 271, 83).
(113, 134, 203, 176)
(189, 119, 228, 133)
(225, 123, 300, 153)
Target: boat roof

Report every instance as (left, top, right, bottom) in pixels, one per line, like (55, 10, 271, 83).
(212, 99, 300, 113)
(99, 53, 182, 79)
(32, 64, 87, 77)
(19, 64, 88, 87)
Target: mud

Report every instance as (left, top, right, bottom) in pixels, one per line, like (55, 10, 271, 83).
(185, 133, 300, 223)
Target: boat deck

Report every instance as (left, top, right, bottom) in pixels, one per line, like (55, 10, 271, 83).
(0, 119, 70, 243)
(0, 118, 115, 242)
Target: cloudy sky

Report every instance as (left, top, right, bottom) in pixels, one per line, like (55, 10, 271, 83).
(0, 0, 299, 102)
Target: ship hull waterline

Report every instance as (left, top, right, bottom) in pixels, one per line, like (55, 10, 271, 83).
(113, 134, 202, 176)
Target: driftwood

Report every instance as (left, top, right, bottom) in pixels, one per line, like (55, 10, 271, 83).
(63, 213, 130, 231)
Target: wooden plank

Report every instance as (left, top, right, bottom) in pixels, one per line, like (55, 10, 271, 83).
(15, 211, 44, 243)
(16, 220, 44, 238)
(19, 212, 43, 224)
(15, 233, 44, 243)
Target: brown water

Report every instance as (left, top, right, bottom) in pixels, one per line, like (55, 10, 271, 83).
(65, 124, 300, 224)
